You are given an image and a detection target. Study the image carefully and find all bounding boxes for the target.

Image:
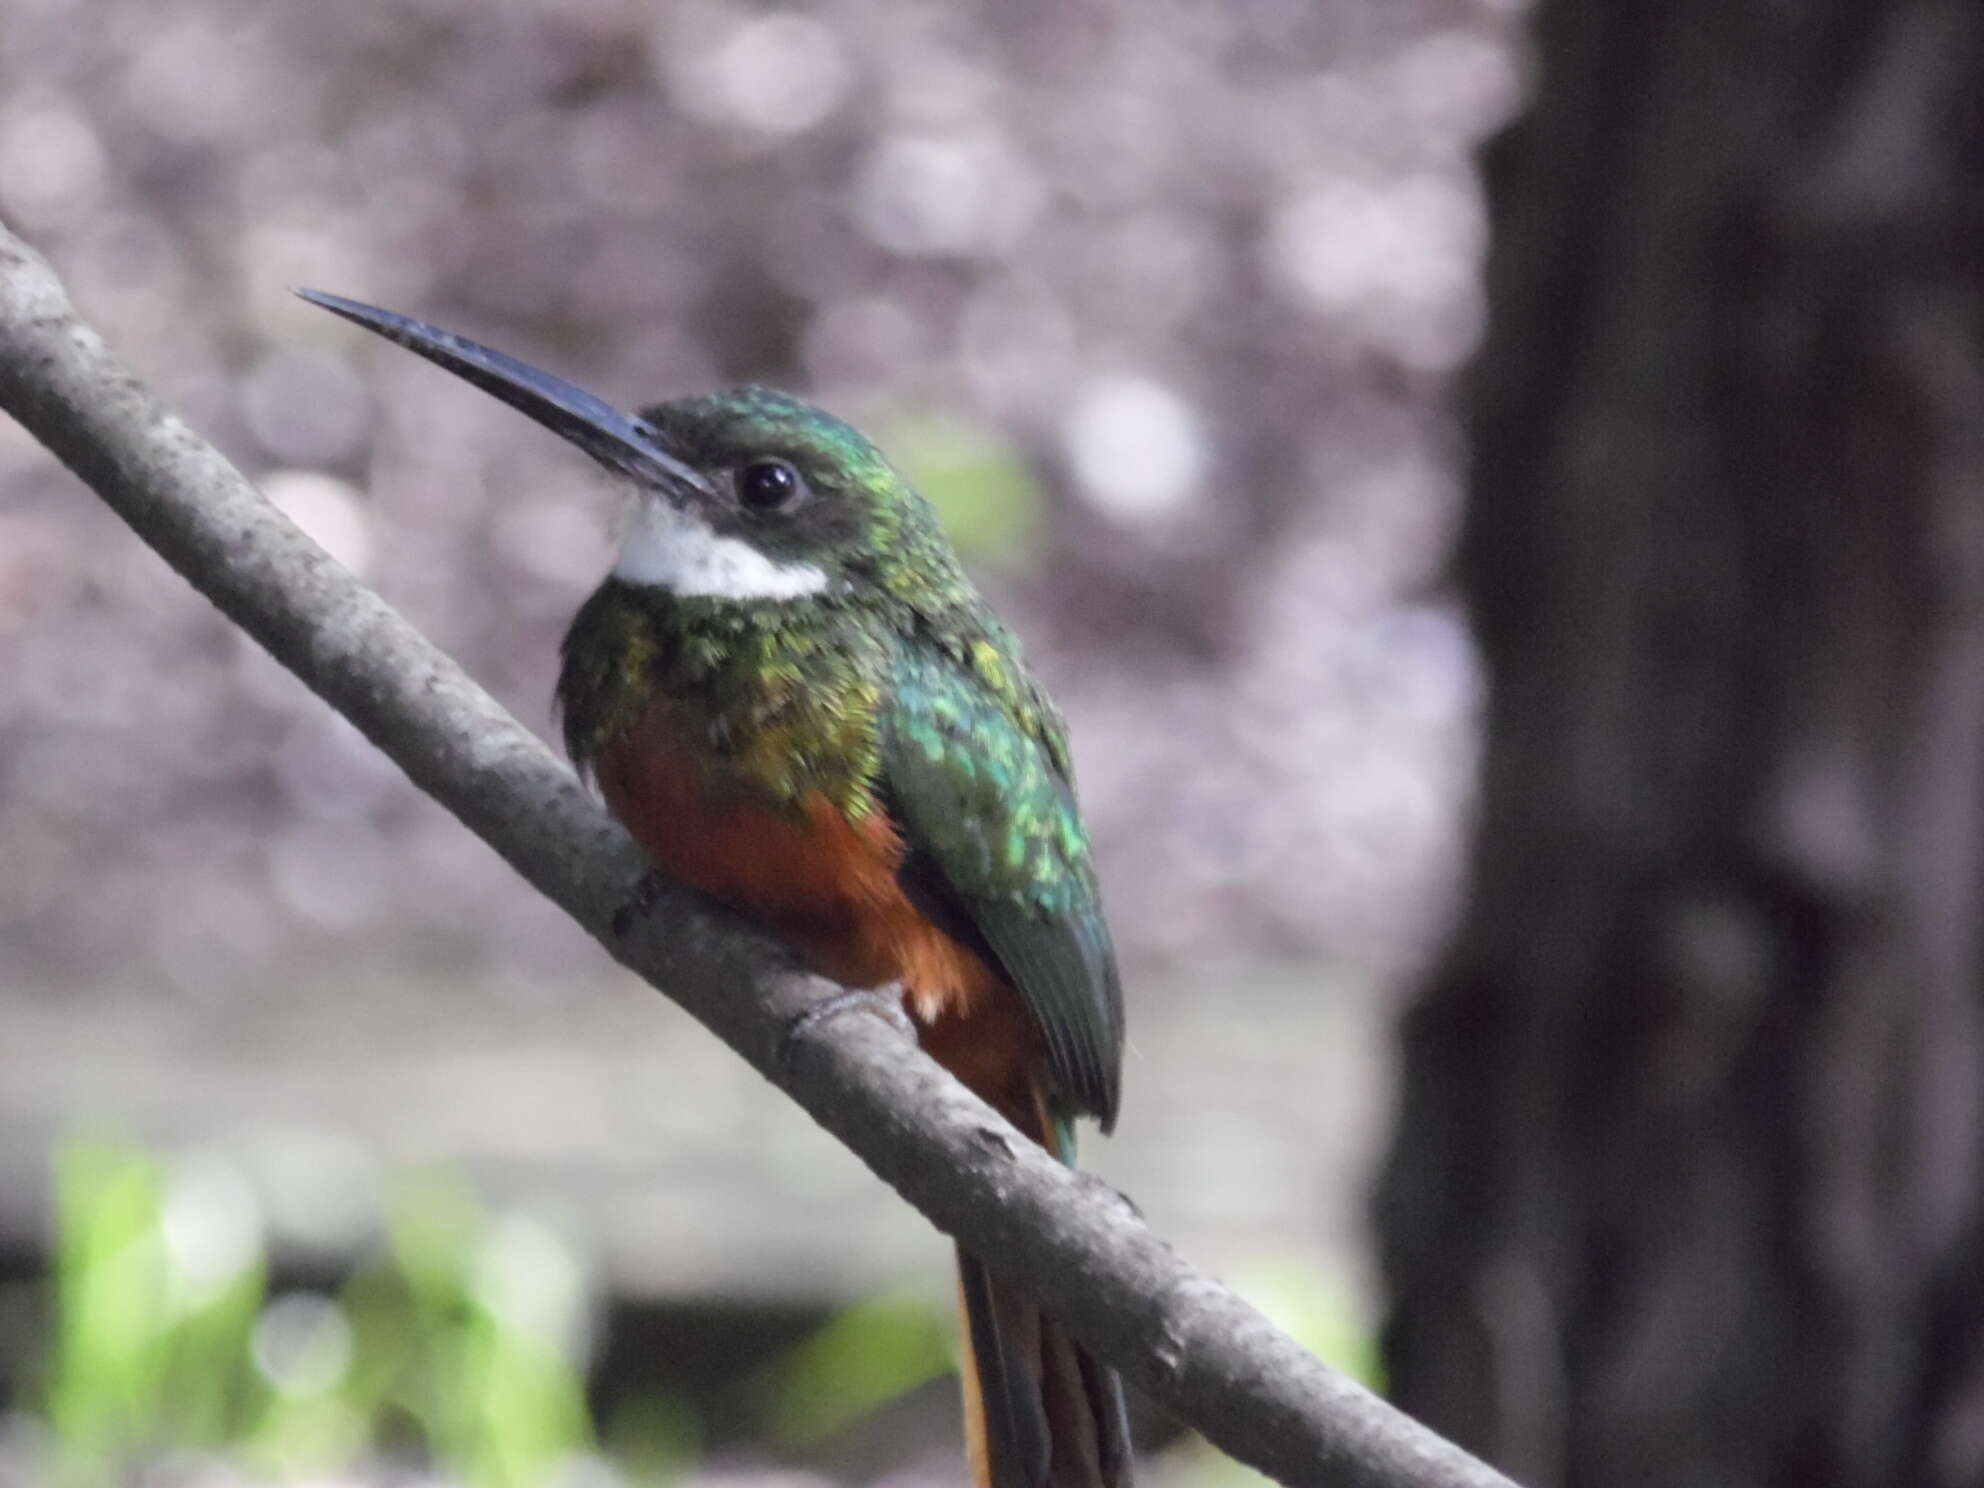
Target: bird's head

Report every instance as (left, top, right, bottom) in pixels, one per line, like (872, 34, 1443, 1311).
(297, 290, 966, 610)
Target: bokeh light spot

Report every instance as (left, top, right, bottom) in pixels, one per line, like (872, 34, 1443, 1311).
(163, 1156, 264, 1297)
(1064, 375, 1206, 522)
(252, 1292, 354, 1396)
(262, 471, 373, 578)
(242, 349, 370, 467)
(711, 14, 850, 136)
(0, 96, 106, 228)
(852, 133, 1041, 258)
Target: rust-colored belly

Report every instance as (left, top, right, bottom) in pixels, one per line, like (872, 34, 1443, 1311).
(593, 704, 1042, 1113)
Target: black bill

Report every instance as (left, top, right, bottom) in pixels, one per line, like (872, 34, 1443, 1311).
(294, 288, 712, 496)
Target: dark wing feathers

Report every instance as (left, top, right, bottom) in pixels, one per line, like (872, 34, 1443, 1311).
(882, 641, 1123, 1128)
(968, 896, 1119, 1124)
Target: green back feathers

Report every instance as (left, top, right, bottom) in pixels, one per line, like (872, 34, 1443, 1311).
(882, 638, 1122, 1125)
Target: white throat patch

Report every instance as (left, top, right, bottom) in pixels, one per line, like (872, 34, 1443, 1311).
(612, 497, 829, 601)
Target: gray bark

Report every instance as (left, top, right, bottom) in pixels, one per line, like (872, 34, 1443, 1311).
(1379, 2, 1984, 1484)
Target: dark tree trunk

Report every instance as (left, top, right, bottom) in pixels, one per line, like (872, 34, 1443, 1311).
(1377, 2, 1984, 1486)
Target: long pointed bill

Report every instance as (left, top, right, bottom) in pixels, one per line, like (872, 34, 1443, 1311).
(294, 288, 712, 497)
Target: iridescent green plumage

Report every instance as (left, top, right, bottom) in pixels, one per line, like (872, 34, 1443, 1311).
(884, 638, 1119, 1119)
(560, 584, 889, 819)
(557, 389, 1123, 1125)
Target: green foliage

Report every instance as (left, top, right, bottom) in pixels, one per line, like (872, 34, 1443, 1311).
(36, 1141, 1377, 1488)
(37, 1138, 603, 1488)
(880, 414, 1045, 566)
(45, 1142, 268, 1483)
(35, 1140, 966, 1485)
(755, 1289, 954, 1446)
(602, 1390, 701, 1483)
(379, 1173, 596, 1488)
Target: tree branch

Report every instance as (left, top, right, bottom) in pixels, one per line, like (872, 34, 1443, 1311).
(0, 220, 1513, 1488)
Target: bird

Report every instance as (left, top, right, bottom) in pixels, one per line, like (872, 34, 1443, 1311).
(297, 289, 1132, 1488)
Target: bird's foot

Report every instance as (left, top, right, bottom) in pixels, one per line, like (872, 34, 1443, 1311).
(779, 983, 916, 1072)
(610, 870, 665, 938)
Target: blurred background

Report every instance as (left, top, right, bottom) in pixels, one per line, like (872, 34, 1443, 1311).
(10, 0, 1980, 1486)
(0, 1, 1515, 1484)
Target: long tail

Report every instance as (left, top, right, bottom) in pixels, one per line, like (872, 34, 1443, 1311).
(957, 1097, 1132, 1488)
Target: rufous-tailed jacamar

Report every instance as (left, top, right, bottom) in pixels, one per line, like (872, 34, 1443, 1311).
(298, 290, 1131, 1488)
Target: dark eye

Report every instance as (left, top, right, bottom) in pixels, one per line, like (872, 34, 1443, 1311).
(737, 459, 803, 511)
